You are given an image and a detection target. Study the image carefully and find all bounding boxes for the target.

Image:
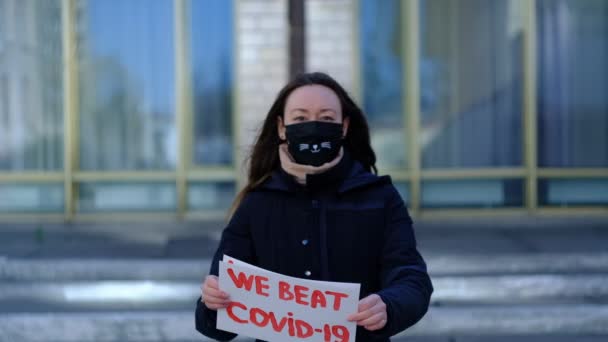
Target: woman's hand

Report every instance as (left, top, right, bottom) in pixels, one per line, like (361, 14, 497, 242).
(201, 275, 230, 310)
(346, 294, 388, 331)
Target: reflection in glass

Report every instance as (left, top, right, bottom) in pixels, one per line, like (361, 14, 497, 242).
(394, 182, 410, 205)
(188, 182, 235, 211)
(77, 0, 176, 171)
(539, 179, 608, 206)
(191, 0, 234, 166)
(537, 0, 608, 167)
(422, 179, 524, 208)
(0, 0, 63, 171)
(78, 182, 176, 212)
(359, 0, 406, 170)
(419, 0, 523, 168)
(0, 183, 64, 212)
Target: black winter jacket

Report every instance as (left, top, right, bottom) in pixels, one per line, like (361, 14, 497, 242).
(195, 152, 433, 341)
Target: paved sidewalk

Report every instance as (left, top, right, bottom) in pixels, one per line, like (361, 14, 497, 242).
(0, 215, 607, 342)
(1, 215, 606, 259)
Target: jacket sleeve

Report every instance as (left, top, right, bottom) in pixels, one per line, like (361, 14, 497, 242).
(373, 185, 433, 339)
(195, 194, 258, 341)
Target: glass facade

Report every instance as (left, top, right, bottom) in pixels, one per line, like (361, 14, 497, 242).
(537, 0, 608, 168)
(357, 0, 606, 211)
(535, 0, 608, 209)
(191, 0, 234, 167)
(359, 0, 407, 170)
(0, 0, 605, 220)
(0, 183, 64, 213)
(394, 182, 410, 204)
(421, 179, 524, 209)
(539, 179, 608, 207)
(419, 0, 523, 168)
(78, 182, 176, 212)
(0, 0, 63, 171)
(77, 0, 176, 171)
(188, 182, 236, 211)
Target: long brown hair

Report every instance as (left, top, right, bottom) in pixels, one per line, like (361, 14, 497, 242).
(229, 72, 377, 217)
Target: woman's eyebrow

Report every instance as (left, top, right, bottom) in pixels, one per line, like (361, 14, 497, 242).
(290, 108, 310, 114)
(289, 108, 337, 114)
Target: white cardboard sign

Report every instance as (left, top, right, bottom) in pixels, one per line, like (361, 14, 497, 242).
(217, 255, 361, 342)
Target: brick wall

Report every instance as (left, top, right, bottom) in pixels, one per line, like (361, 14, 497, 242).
(235, 0, 359, 183)
(235, 0, 288, 181)
(305, 0, 357, 97)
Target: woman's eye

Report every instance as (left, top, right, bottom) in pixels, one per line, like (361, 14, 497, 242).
(321, 116, 335, 121)
(293, 116, 306, 122)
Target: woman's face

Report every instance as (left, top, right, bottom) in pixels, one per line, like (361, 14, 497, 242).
(277, 85, 350, 140)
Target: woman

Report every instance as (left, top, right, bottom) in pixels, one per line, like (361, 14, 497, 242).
(195, 72, 432, 341)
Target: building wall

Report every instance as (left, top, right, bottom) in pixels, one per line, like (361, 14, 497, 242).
(236, 0, 288, 177)
(0, 0, 606, 219)
(305, 0, 357, 96)
(0, 0, 63, 171)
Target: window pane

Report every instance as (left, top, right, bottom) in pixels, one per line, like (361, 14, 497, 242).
(0, 2, 3, 43)
(78, 182, 176, 212)
(537, 0, 608, 167)
(420, 0, 523, 168)
(360, 0, 406, 170)
(421, 179, 524, 208)
(394, 182, 410, 205)
(0, 0, 63, 171)
(77, 0, 176, 171)
(191, 0, 234, 166)
(539, 179, 608, 206)
(0, 183, 64, 213)
(188, 182, 235, 211)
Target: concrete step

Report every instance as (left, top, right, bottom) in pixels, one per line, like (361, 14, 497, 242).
(431, 274, 608, 304)
(406, 304, 608, 336)
(3, 252, 608, 281)
(1, 305, 607, 341)
(3, 254, 606, 341)
(396, 336, 608, 342)
(1, 274, 607, 313)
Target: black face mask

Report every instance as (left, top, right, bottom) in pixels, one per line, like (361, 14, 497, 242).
(284, 121, 344, 167)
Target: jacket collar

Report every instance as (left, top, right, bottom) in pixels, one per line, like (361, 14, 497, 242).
(260, 152, 389, 194)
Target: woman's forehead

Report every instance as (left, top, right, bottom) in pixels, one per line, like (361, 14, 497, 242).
(285, 85, 341, 112)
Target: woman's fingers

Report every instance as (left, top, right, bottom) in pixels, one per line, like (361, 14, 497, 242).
(347, 294, 386, 324)
(201, 275, 229, 299)
(202, 294, 230, 309)
(347, 304, 382, 322)
(202, 294, 230, 305)
(202, 285, 229, 300)
(364, 318, 387, 331)
(205, 301, 229, 310)
(201, 275, 230, 310)
(358, 311, 386, 327)
(358, 294, 379, 311)
(347, 295, 376, 321)
(205, 275, 220, 289)
(346, 293, 388, 330)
